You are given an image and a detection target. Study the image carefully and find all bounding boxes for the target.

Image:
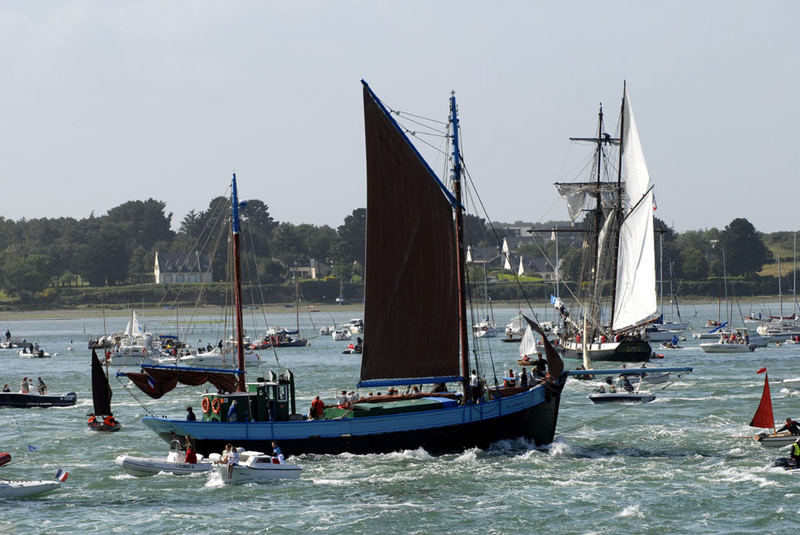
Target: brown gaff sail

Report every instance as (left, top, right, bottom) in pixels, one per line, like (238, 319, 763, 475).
(91, 349, 113, 416)
(359, 83, 460, 384)
(126, 366, 239, 400)
(750, 367, 774, 429)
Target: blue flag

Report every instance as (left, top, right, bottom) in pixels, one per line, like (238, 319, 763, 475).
(550, 295, 557, 305)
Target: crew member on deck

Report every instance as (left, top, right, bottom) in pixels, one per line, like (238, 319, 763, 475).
(310, 396, 326, 420)
(777, 417, 800, 436)
(184, 435, 198, 464)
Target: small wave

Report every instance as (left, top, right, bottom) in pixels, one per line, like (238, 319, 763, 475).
(616, 504, 644, 518)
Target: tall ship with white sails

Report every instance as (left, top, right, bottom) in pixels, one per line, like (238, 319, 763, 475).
(554, 83, 657, 363)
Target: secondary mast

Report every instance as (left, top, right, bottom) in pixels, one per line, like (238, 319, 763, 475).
(609, 81, 627, 325)
(450, 92, 471, 398)
(231, 173, 246, 392)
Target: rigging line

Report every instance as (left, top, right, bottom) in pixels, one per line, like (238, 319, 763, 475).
(403, 128, 450, 158)
(116, 374, 156, 417)
(392, 108, 448, 126)
(393, 111, 448, 135)
(460, 160, 541, 325)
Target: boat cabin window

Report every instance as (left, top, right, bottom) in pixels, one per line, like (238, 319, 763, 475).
(277, 384, 288, 402)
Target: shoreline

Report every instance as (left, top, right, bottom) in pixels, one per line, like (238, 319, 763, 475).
(0, 295, 788, 320)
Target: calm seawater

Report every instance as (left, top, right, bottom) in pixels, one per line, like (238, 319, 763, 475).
(1, 303, 798, 534)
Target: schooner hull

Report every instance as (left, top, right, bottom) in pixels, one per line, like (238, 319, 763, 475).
(141, 383, 562, 457)
(559, 340, 652, 362)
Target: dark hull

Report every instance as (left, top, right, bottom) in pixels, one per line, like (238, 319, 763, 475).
(0, 392, 77, 408)
(143, 383, 563, 457)
(88, 421, 122, 432)
(560, 340, 652, 363)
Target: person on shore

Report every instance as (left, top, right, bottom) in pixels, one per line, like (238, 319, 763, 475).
(777, 417, 800, 436)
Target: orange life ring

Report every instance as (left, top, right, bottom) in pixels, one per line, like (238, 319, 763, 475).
(201, 397, 211, 414)
(211, 398, 221, 414)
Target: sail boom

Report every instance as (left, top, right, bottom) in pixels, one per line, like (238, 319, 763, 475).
(358, 376, 463, 388)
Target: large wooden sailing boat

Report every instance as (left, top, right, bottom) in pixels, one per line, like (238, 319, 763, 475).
(139, 82, 566, 456)
(555, 83, 656, 363)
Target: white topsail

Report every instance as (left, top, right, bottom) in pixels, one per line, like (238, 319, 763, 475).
(612, 87, 657, 331)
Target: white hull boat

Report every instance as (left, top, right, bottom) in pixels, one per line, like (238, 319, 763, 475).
(116, 454, 212, 476)
(116, 439, 212, 476)
(211, 450, 301, 484)
(753, 432, 799, 448)
(700, 342, 756, 353)
(0, 480, 61, 499)
(332, 329, 352, 341)
(18, 348, 56, 358)
(782, 378, 800, 390)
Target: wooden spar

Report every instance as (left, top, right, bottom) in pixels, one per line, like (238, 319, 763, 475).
(609, 81, 626, 326)
(231, 174, 246, 393)
(450, 92, 471, 399)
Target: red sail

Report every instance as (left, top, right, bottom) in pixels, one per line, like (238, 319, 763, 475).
(359, 84, 460, 382)
(126, 367, 238, 400)
(749, 373, 774, 429)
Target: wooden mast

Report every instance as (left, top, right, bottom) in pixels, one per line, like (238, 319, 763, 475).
(450, 92, 471, 399)
(231, 173, 246, 392)
(609, 81, 627, 325)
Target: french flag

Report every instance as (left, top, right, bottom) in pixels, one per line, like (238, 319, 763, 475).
(55, 469, 69, 482)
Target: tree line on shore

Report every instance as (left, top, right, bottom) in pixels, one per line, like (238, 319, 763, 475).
(0, 195, 792, 307)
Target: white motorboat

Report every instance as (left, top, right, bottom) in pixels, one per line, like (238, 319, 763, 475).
(0, 479, 61, 499)
(331, 328, 352, 341)
(782, 377, 800, 390)
(116, 440, 212, 476)
(700, 340, 756, 353)
(178, 346, 262, 368)
(210, 449, 301, 485)
(319, 325, 335, 336)
(18, 345, 56, 358)
(0, 454, 64, 499)
(342, 318, 363, 334)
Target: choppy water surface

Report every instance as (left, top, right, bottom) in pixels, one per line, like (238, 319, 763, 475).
(1, 303, 799, 534)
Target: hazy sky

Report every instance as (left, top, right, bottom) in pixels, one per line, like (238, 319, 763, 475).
(1, 1, 797, 233)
